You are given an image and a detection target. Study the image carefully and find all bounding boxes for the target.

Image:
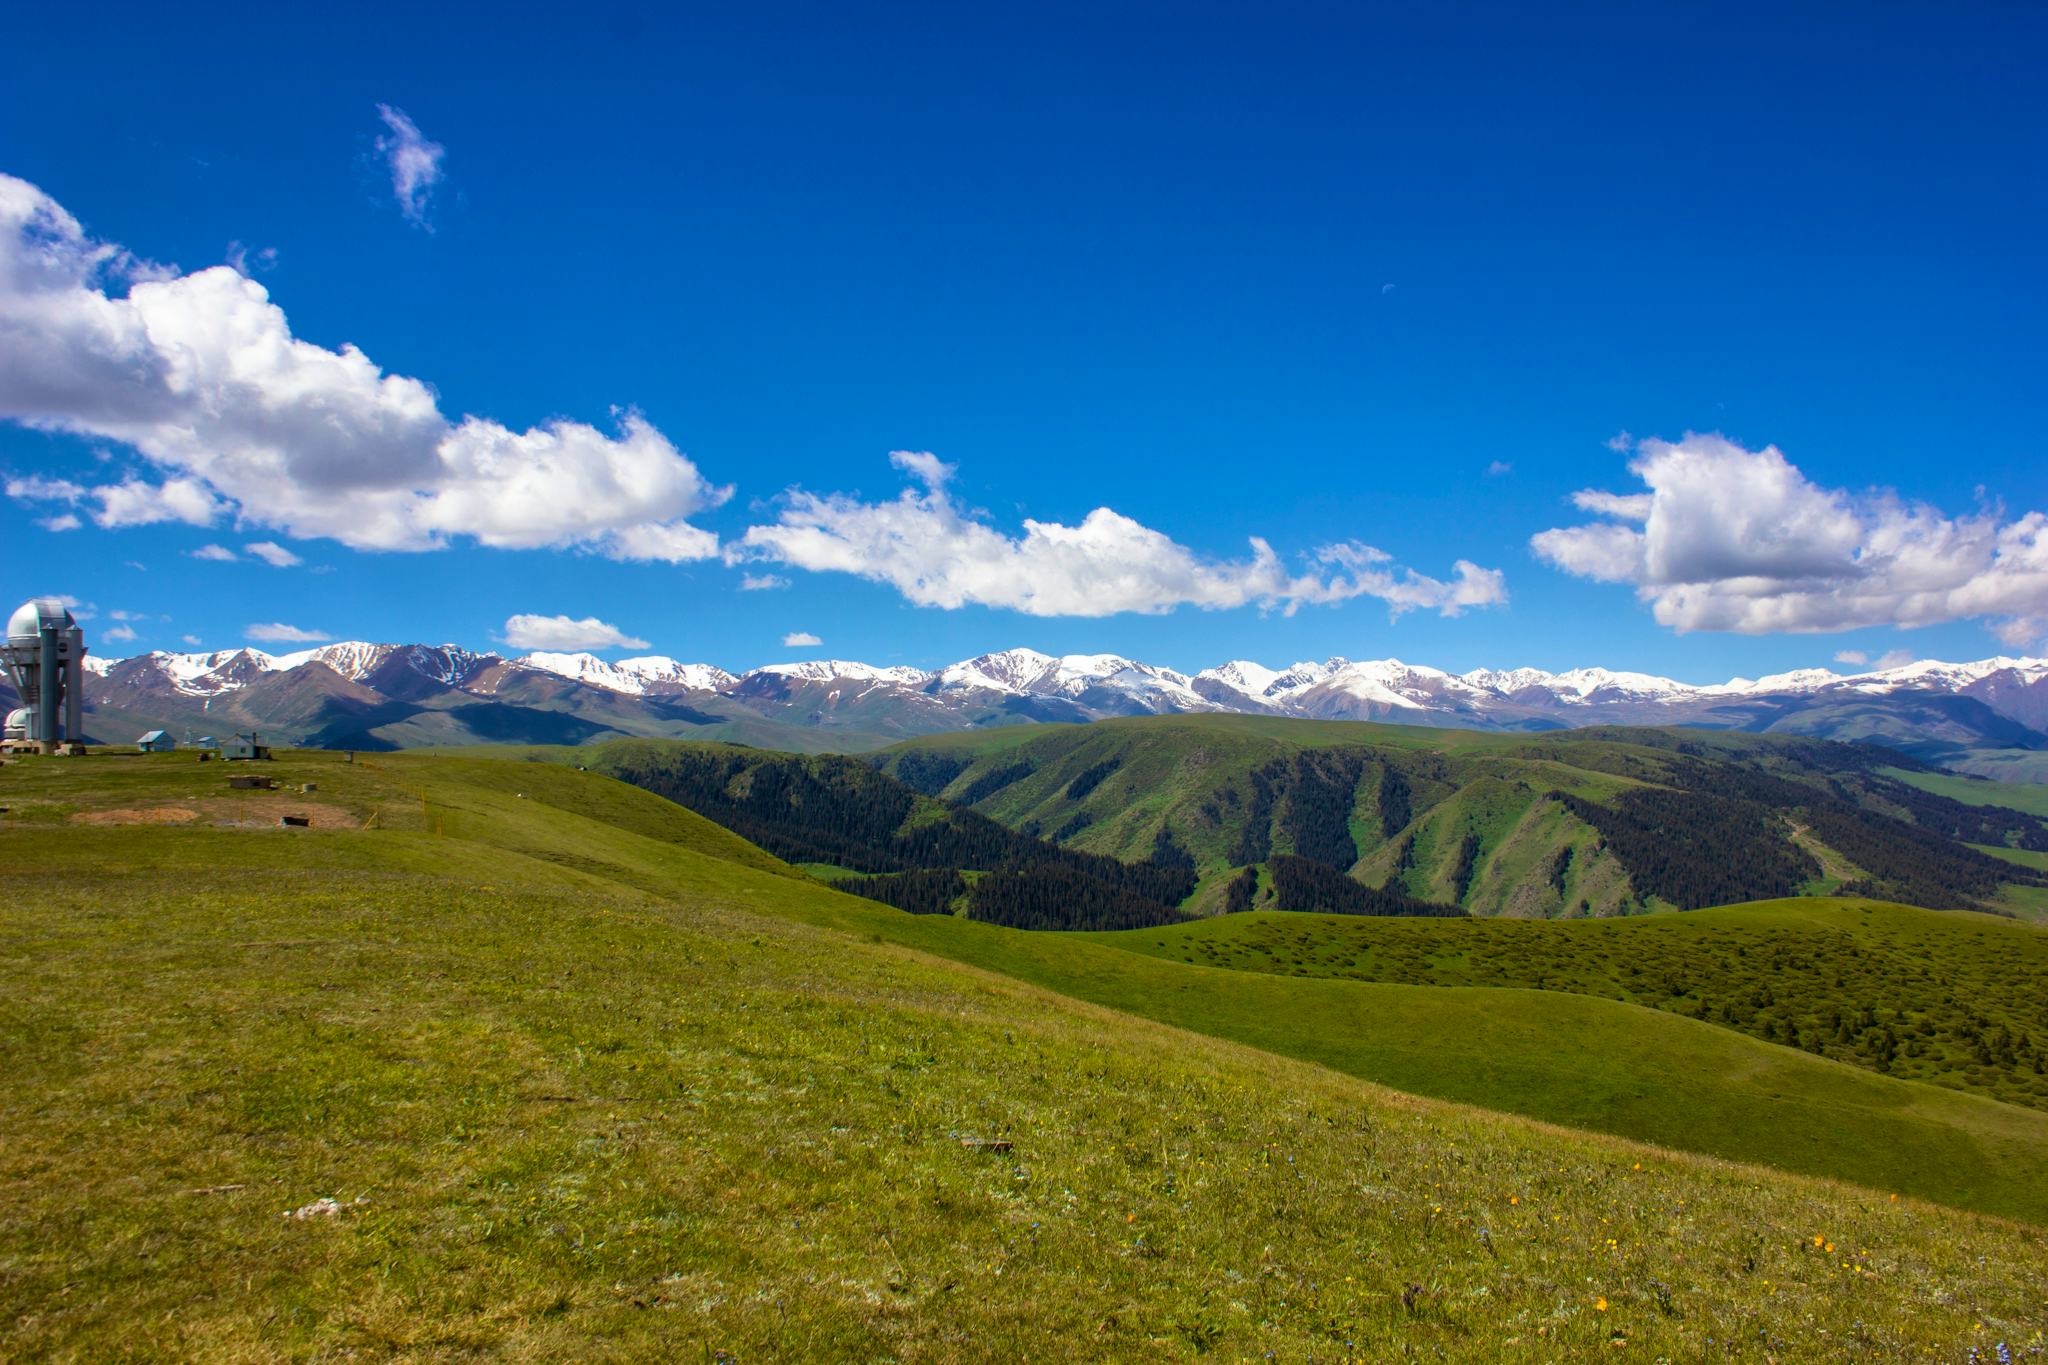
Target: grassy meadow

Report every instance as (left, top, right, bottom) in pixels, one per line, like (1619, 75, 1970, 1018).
(1078, 901, 2048, 1110)
(2, 748, 2046, 1360)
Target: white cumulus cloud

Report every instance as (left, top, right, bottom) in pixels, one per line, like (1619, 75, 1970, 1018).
(374, 105, 445, 227)
(103, 623, 137, 642)
(501, 613, 650, 652)
(244, 541, 301, 568)
(247, 622, 330, 643)
(190, 544, 238, 562)
(732, 453, 1506, 619)
(1532, 433, 2048, 642)
(782, 631, 823, 647)
(0, 173, 727, 562)
(1833, 649, 1868, 666)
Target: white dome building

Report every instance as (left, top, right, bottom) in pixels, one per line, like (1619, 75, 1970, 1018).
(2, 597, 87, 753)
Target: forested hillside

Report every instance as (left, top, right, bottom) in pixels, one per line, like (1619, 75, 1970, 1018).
(581, 739, 1199, 930)
(877, 718, 2048, 919)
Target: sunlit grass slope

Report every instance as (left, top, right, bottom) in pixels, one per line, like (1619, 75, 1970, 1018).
(1890, 765, 2048, 818)
(2, 750, 2045, 1360)
(1079, 900, 2048, 1110)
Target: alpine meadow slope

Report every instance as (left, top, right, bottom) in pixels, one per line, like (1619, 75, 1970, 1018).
(2, 748, 2047, 1362)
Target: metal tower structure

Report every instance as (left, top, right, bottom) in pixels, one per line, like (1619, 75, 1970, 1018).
(3, 597, 87, 754)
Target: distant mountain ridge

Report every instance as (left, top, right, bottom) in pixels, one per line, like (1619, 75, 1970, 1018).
(32, 640, 2048, 762)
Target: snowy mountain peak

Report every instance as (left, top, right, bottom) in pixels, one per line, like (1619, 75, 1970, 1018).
(1197, 660, 1285, 696)
(1461, 666, 1559, 694)
(1538, 667, 1694, 701)
(931, 648, 1058, 693)
(517, 652, 735, 694)
(753, 660, 932, 685)
(140, 648, 277, 696)
(271, 641, 393, 680)
(55, 642, 2048, 746)
(1721, 668, 1842, 695)
(615, 657, 737, 691)
(518, 651, 650, 693)
(1264, 659, 1343, 695)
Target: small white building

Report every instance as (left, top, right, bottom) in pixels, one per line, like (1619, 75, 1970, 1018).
(222, 732, 273, 761)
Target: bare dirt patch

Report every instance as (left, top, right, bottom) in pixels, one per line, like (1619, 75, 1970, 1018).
(73, 806, 201, 826)
(71, 796, 361, 830)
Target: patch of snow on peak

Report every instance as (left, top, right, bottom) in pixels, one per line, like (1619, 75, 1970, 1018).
(1263, 660, 1342, 698)
(1538, 667, 1693, 702)
(1307, 660, 1430, 709)
(1197, 660, 1284, 696)
(1719, 668, 1841, 695)
(1460, 667, 1557, 694)
(271, 641, 392, 680)
(1847, 656, 2048, 692)
(147, 648, 278, 695)
(755, 660, 930, 685)
(517, 651, 655, 694)
(931, 648, 1057, 694)
(616, 657, 735, 691)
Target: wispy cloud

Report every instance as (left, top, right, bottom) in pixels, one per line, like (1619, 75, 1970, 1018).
(246, 622, 330, 643)
(224, 241, 277, 274)
(374, 105, 445, 228)
(782, 631, 823, 647)
(244, 541, 301, 568)
(501, 613, 650, 652)
(190, 544, 238, 562)
(740, 573, 790, 591)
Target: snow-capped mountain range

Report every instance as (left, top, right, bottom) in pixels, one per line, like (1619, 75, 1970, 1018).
(39, 640, 2048, 762)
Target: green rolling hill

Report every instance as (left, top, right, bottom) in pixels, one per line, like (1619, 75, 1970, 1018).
(1080, 900, 2048, 1111)
(876, 715, 2048, 918)
(4, 747, 2048, 1359)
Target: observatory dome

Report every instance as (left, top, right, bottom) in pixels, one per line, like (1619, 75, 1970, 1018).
(3, 706, 29, 740)
(8, 598, 75, 643)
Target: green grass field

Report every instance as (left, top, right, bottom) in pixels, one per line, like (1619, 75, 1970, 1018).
(1891, 765, 2048, 817)
(4, 749, 2047, 1360)
(1076, 901, 2048, 1110)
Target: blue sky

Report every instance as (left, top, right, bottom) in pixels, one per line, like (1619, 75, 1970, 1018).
(2, 2, 2044, 680)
